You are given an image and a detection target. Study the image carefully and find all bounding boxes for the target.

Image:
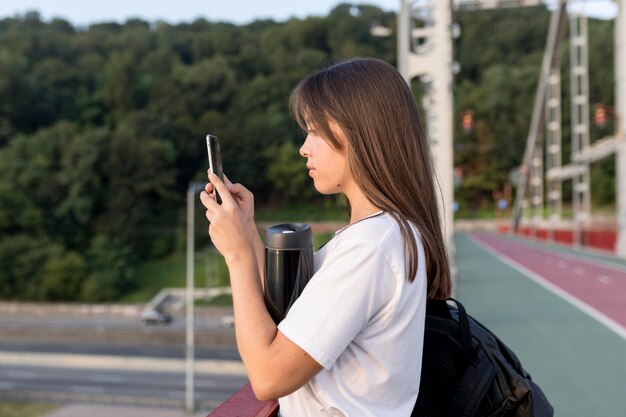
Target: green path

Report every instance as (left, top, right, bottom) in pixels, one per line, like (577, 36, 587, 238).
(454, 233, 626, 417)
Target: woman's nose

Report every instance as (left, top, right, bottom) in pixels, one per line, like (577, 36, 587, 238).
(299, 137, 311, 157)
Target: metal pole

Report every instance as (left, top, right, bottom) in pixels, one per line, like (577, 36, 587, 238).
(616, 0, 626, 258)
(511, 0, 568, 232)
(185, 184, 195, 413)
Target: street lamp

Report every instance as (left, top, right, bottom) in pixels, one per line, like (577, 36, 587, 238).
(186, 181, 205, 413)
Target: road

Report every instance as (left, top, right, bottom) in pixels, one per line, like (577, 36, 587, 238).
(471, 232, 626, 336)
(455, 233, 626, 417)
(0, 341, 240, 360)
(0, 314, 227, 331)
(0, 309, 238, 348)
(0, 309, 243, 409)
(0, 363, 247, 409)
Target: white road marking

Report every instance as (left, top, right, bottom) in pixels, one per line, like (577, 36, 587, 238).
(597, 275, 613, 284)
(573, 267, 585, 275)
(195, 380, 218, 388)
(69, 385, 106, 394)
(557, 261, 567, 268)
(5, 370, 36, 379)
(89, 374, 125, 383)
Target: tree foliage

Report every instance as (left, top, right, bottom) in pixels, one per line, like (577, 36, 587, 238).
(0, 6, 616, 300)
(452, 7, 615, 212)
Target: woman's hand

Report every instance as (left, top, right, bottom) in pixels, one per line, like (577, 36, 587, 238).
(204, 171, 255, 224)
(200, 172, 254, 264)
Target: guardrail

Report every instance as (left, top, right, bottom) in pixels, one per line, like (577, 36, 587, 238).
(0, 389, 214, 409)
(206, 384, 278, 417)
(501, 225, 617, 252)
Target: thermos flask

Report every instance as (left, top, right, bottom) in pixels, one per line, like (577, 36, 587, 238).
(264, 223, 314, 324)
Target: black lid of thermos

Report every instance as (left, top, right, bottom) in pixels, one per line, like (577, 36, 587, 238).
(264, 223, 312, 250)
(264, 223, 313, 324)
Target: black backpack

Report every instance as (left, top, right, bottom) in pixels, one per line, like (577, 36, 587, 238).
(413, 298, 554, 417)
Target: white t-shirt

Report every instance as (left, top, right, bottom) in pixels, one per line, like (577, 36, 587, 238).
(277, 212, 427, 417)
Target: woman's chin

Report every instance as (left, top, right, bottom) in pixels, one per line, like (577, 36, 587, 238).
(314, 185, 339, 195)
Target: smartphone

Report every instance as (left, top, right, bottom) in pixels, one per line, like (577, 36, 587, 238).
(206, 134, 224, 204)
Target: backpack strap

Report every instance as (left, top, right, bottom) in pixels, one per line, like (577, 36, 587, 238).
(425, 299, 474, 357)
(446, 298, 473, 353)
(445, 298, 498, 417)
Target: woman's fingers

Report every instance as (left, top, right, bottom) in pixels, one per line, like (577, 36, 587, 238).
(205, 180, 244, 203)
(209, 172, 251, 201)
(207, 171, 234, 188)
(228, 182, 247, 197)
(199, 191, 217, 218)
(208, 172, 232, 204)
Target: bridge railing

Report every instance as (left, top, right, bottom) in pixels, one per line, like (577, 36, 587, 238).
(206, 383, 278, 417)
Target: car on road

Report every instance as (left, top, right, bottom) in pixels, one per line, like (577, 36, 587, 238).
(139, 308, 172, 325)
(220, 315, 235, 328)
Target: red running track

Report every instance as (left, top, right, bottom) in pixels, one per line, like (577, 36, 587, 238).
(471, 233, 626, 331)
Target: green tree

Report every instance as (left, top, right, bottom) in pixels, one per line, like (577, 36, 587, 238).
(0, 235, 64, 300)
(96, 113, 179, 258)
(266, 141, 315, 202)
(43, 251, 88, 300)
(81, 235, 136, 301)
(0, 5, 617, 299)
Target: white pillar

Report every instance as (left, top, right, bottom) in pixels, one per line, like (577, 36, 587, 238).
(616, 0, 626, 258)
(397, 0, 455, 284)
(430, 0, 455, 256)
(397, 0, 411, 84)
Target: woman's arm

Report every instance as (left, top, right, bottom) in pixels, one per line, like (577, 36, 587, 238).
(205, 175, 265, 288)
(201, 172, 322, 400)
(246, 219, 266, 290)
(226, 252, 322, 400)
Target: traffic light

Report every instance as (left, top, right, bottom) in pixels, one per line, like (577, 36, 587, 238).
(462, 110, 473, 133)
(594, 104, 607, 127)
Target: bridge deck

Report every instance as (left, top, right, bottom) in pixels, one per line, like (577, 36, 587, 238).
(455, 232, 626, 417)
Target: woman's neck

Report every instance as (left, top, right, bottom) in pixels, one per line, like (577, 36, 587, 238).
(344, 185, 381, 224)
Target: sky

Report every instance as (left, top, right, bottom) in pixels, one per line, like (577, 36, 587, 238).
(0, 0, 618, 27)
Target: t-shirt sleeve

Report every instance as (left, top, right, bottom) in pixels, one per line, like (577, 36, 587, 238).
(277, 239, 397, 369)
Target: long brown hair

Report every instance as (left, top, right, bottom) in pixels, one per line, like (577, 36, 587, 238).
(290, 57, 451, 299)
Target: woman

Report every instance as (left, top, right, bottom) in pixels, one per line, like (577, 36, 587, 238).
(200, 57, 451, 416)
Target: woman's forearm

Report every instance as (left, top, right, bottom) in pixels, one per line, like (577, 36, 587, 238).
(226, 252, 279, 388)
(248, 220, 266, 289)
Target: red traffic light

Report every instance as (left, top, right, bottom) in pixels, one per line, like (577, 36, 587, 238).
(594, 104, 607, 127)
(462, 110, 474, 132)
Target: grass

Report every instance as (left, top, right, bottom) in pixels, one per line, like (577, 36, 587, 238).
(120, 249, 229, 303)
(256, 201, 349, 222)
(0, 401, 58, 417)
(454, 203, 616, 220)
(126, 231, 336, 304)
(454, 207, 500, 220)
(313, 232, 334, 249)
(124, 200, 617, 304)
(196, 293, 233, 306)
